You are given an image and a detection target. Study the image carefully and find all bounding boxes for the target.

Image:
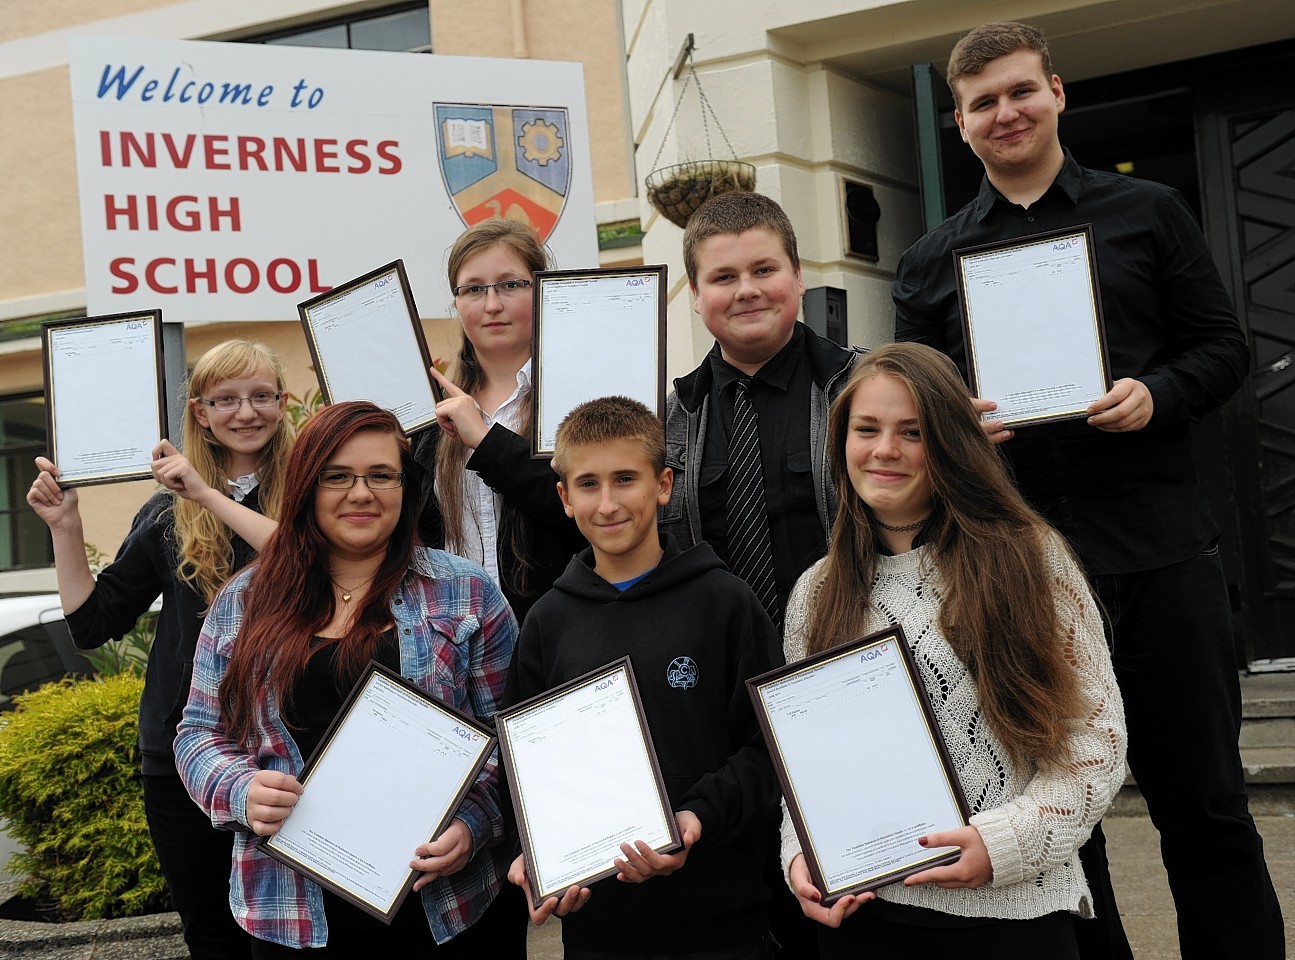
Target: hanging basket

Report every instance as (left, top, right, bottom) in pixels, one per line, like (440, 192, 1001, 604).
(645, 160, 757, 228)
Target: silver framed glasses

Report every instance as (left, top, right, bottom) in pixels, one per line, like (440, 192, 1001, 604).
(452, 278, 533, 301)
(197, 392, 282, 412)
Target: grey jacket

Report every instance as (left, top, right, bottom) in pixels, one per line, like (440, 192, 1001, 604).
(662, 325, 865, 550)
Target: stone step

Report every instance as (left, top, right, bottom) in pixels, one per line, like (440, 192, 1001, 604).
(0, 878, 185, 959)
(1239, 716, 1295, 748)
(1112, 745, 1295, 816)
(1240, 745, 1295, 783)
(1112, 782, 1295, 817)
(1240, 671, 1295, 720)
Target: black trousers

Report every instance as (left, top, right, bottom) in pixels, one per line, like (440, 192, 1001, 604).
(565, 937, 776, 960)
(1076, 546, 1284, 960)
(142, 772, 252, 960)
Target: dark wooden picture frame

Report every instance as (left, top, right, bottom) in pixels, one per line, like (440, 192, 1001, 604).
(748, 627, 970, 905)
(953, 224, 1112, 429)
(298, 259, 443, 436)
(41, 310, 167, 488)
(262, 661, 495, 923)
(529, 265, 668, 458)
(496, 657, 682, 908)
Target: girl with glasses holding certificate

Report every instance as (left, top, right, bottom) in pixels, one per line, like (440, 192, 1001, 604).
(412, 219, 585, 630)
(25, 338, 294, 960)
(780, 343, 1126, 958)
(175, 401, 516, 957)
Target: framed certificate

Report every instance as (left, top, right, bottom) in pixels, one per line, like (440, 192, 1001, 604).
(530, 265, 667, 458)
(263, 662, 496, 923)
(747, 628, 969, 904)
(41, 311, 167, 488)
(496, 657, 681, 908)
(954, 225, 1112, 428)
(298, 260, 443, 436)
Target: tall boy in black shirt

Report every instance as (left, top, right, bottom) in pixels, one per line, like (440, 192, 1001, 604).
(893, 21, 1282, 960)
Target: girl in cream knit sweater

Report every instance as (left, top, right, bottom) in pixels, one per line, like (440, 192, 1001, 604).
(781, 344, 1126, 958)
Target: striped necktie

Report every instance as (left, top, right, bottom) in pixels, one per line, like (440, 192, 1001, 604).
(726, 377, 782, 630)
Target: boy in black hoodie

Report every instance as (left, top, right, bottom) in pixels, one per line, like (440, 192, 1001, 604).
(505, 396, 784, 959)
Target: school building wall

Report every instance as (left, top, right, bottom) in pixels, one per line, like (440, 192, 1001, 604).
(623, 0, 1295, 373)
(0, 0, 639, 567)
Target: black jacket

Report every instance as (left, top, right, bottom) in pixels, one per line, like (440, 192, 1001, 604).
(65, 489, 259, 776)
(507, 536, 784, 952)
(663, 324, 863, 570)
(411, 422, 585, 624)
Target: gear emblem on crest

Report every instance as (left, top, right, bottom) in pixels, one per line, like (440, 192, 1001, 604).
(518, 119, 564, 165)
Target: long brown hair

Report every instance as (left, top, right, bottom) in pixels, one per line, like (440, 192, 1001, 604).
(435, 218, 549, 580)
(176, 339, 293, 603)
(807, 343, 1083, 770)
(219, 402, 421, 747)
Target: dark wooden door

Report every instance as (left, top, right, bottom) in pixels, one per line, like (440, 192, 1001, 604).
(1197, 72, 1295, 664)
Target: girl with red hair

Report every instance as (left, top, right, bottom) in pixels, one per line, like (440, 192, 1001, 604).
(176, 401, 515, 957)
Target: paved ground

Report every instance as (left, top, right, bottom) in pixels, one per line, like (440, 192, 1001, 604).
(1105, 814, 1295, 959)
(524, 814, 1295, 959)
(4, 815, 1290, 956)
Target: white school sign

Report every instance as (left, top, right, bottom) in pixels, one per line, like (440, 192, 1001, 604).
(69, 37, 598, 322)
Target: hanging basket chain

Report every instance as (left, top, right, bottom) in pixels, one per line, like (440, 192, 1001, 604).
(693, 63, 741, 161)
(648, 56, 701, 173)
(645, 46, 756, 228)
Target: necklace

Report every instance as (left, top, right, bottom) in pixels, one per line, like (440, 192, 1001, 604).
(330, 575, 374, 603)
(874, 516, 929, 533)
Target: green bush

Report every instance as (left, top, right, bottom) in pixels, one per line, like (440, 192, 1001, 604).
(0, 675, 168, 919)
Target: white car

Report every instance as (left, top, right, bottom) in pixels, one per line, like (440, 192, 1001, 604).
(0, 594, 94, 711)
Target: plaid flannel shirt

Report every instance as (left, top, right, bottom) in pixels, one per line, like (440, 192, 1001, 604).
(174, 548, 517, 948)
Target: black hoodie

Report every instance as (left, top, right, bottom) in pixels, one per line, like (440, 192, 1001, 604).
(506, 536, 784, 952)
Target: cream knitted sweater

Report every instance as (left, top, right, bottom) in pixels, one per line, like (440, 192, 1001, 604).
(780, 534, 1126, 920)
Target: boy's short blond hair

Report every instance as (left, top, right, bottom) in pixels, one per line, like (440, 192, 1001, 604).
(552, 396, 667, 480)
(682, 191, 800, 287)
(946, 22, 1054, 107)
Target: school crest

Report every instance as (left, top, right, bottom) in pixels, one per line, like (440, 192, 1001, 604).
(667, 657, 698, 690)
(434, 102, 571, 242)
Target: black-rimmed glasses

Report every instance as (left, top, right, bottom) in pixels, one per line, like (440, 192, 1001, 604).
(316, 471, 405, 490)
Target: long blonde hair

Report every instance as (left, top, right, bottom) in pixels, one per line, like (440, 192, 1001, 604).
(808, 343, 1083, 771)
(435, 219, 548, 567)
(175, 339, 294, 603)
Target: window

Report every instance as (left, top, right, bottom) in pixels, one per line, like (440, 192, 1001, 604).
(0, 393, 52, 571)
(251, 3, 432, 53)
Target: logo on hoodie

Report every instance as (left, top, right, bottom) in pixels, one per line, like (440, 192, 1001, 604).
(666, 656, 698, 690)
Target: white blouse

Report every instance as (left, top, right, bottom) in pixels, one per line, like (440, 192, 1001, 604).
(446, 364, 530, 587)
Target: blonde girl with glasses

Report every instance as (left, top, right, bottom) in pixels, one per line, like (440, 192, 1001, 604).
(412, 219, 585, 627)
(25, 338, 294, 960)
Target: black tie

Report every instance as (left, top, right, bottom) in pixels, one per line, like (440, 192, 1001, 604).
(726, 378, 782, 630)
